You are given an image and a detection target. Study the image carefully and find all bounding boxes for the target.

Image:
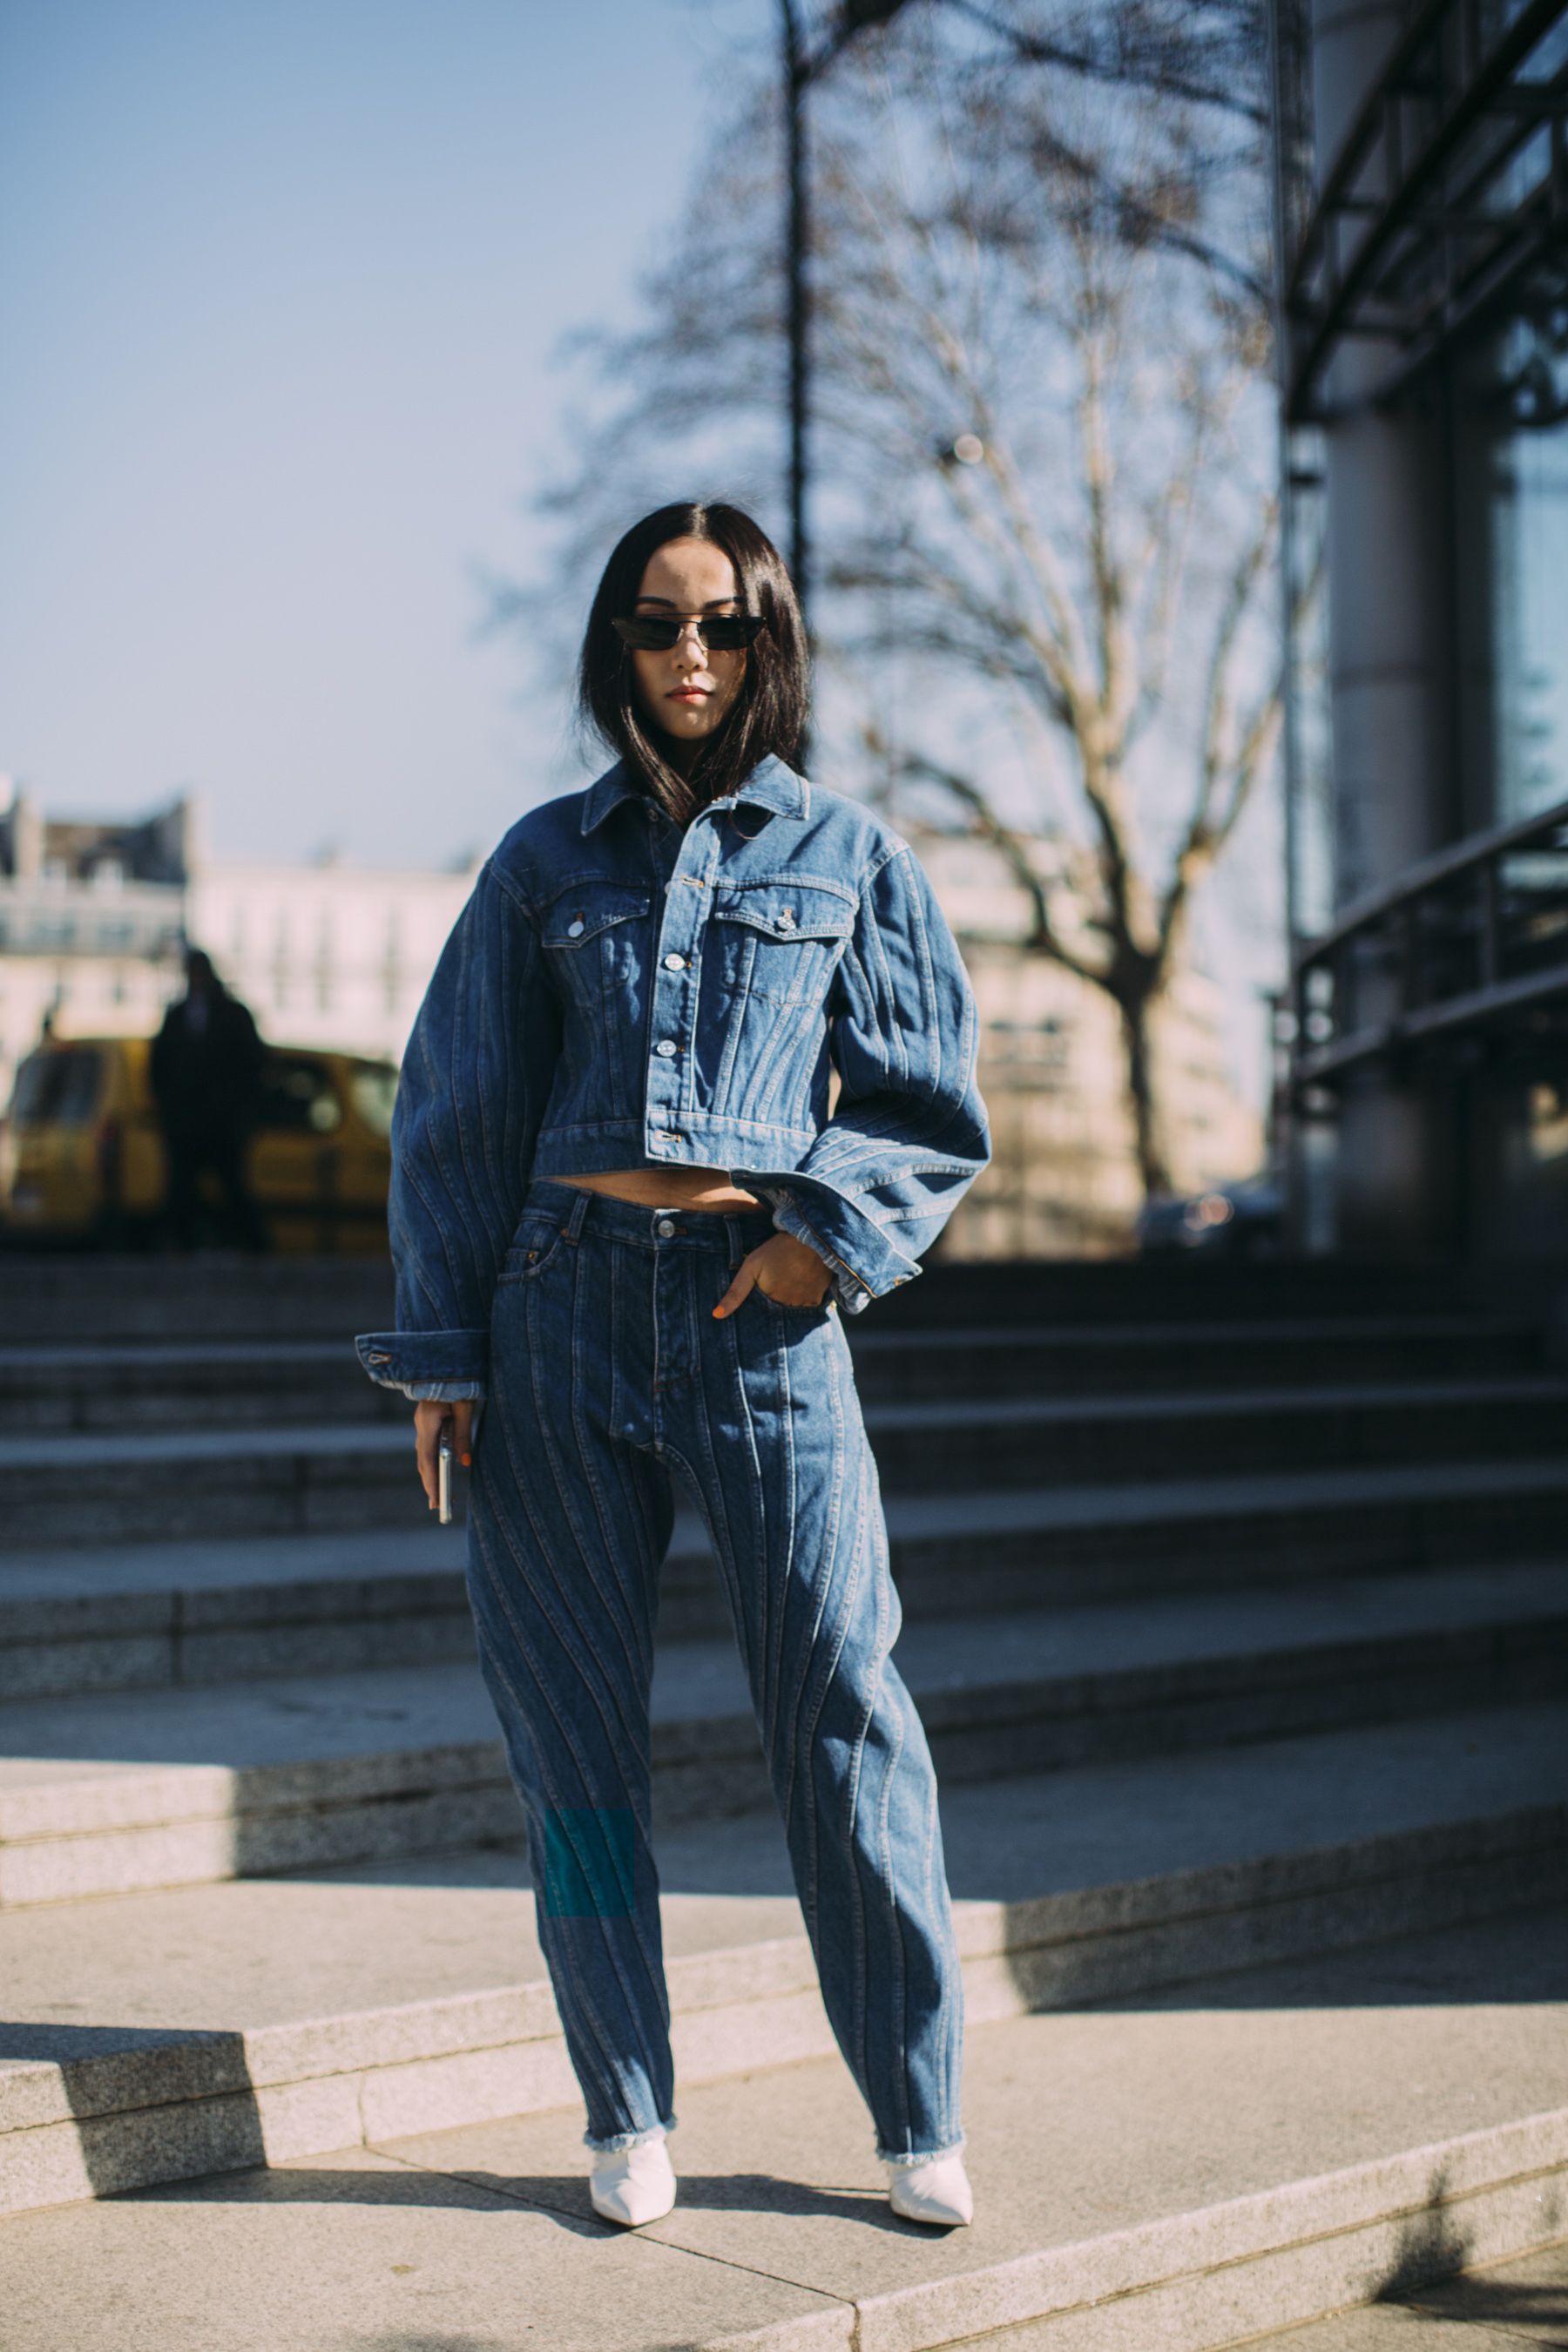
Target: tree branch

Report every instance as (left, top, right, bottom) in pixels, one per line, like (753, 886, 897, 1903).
(869, 734, 1111, 984)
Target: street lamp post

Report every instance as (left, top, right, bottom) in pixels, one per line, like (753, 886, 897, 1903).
(778, 2, 912, 647)
(781, 0, 811, 636)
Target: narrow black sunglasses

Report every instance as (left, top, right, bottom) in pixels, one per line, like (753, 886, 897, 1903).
(612, 612, 766, 653)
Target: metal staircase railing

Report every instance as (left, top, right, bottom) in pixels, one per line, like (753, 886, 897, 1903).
(1293, 794, 1568, 1088)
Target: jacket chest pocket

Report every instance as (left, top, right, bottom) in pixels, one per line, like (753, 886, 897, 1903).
(542, 888, 652, 1012)
(706, 883, 855, 1005)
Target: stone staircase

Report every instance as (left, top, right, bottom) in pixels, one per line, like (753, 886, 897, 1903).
(0, 1252, 1565, 2350)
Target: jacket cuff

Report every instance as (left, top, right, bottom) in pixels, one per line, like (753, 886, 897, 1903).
(356, 1328, 490, 1397)
(760, 1186, 920, 1314)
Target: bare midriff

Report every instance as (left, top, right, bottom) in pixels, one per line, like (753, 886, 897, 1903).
(551, 1168, 762, 1213)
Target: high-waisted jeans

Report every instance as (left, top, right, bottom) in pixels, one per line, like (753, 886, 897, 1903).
(466, 1179, 964, 2162)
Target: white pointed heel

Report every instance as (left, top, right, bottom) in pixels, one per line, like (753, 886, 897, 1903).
(886, 2152, 974, 2227)
(590, 2138, 677, 2227)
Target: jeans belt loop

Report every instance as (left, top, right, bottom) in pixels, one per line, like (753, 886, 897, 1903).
(564, 1189, 591, 1245)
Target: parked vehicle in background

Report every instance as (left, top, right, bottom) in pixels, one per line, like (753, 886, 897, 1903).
(1137, 1176, 1284, 1259)
(0, 1037, 397, 1252)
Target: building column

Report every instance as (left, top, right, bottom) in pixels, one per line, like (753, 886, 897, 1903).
(1313, 0, 1460, 1254)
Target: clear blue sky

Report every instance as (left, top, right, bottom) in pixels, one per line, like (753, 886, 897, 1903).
(0, 0, 768, 868)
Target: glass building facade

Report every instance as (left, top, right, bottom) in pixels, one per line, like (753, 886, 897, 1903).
(1272, 0, 1568, 1260)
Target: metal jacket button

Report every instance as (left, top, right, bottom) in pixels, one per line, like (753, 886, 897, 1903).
(567, 916, 585, 938)
(663, 953, 686, 970)
(656, 1039, 677, 1057)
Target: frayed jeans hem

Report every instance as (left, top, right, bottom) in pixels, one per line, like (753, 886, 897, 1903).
(879, 2137, 967, 2170)
(584, 2120, 676, 2156)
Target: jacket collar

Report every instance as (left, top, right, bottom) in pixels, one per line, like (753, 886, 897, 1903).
(579, 756, 808, 835)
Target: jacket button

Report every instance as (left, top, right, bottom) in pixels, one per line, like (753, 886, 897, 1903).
(778, 909, 795, 928)
(663, 953, 686, 971)
(567, 917, 585, 939)
(656, 1039, 677, 1057)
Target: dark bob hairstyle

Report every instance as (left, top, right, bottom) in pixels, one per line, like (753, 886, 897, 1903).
(578, 501, 809, 822)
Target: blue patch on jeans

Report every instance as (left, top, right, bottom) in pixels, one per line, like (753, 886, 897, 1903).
(544, 1808, 635, 1917)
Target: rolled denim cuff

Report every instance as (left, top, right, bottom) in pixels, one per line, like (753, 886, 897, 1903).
(760, 1186, 918, 1314)
(355, 1328, 490, 1397)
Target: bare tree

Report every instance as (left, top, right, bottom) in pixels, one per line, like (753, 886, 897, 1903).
(820, 44, 1281, 1194)
(525, 4, 1281, 1200)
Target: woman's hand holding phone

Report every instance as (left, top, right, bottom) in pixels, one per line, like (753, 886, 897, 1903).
(414, 1398, 475, 1511)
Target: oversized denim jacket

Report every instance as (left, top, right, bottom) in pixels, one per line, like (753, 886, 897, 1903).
(356, 756, 989, 1399)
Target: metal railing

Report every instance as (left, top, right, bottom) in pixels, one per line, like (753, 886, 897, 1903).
(1293, 794, 1568, 1088)
(1274, 0, 1568, 421)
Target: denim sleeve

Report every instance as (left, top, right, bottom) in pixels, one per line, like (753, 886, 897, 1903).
(760, 845, 989, 1308)
(356, 860, 556, 1398)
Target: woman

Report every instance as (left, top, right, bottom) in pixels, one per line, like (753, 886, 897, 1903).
(358, 502, 989, 2231)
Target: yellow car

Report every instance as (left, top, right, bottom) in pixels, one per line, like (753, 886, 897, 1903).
(0, 1035, 398, 1253)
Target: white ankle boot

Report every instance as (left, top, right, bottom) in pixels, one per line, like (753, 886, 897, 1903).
(589, 2137, 677, 2227)
(887, 2152, 974, 2227)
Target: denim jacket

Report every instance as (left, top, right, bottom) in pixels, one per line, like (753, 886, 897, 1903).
(356, 756, 989, 1398)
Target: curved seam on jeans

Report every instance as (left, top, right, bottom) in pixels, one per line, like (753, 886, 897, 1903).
(465, 1563, 661, 2129)
(524, 1247, 652, 1774)
(771, 1328, 864, 2083)
(491, 1274, 670, 2085)
(571, 1233, 659, 1704)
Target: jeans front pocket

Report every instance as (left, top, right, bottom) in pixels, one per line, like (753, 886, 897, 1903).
(500, 1216, 570, 1284)
(754, 1290, 836, 1338)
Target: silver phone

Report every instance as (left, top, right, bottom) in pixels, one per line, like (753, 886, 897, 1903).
(438, 1430, 454, 1525)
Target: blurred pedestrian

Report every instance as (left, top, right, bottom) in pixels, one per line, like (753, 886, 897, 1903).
(150, 948, 267, 1251)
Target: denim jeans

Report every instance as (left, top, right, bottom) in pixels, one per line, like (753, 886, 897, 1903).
(466, 1179, 965, 2162)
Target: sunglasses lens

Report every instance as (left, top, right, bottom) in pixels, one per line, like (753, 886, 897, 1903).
(612, 614, 762, 652)
(612, 617, 679, 650)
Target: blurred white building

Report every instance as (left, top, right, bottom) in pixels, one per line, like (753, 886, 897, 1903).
(0, 786, 476, 1107)
(187, 855, 476, 1062)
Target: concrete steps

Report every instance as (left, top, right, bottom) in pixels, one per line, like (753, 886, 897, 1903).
(1240, 2237, 1568, 2351)
(6, 1463, 1568, 1700)
(0, 1254, 394, 1342)
(2, 1938, 1565, 2351)
(0, 1528, 478, 1700)
(0, 1340, 401, 1433)
(3, 1315, 1542, 1429)
(3, 1566, 1565, 1905)
(1, 1256, 1564, 2346)
(847, 1314, 1547, 1402)
(861, 1377, 1568, 1490)
(2, 1704, 1565, 2220)
(7, 1402, 1568, 1579)
(883, 1458, 1568, 1615)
